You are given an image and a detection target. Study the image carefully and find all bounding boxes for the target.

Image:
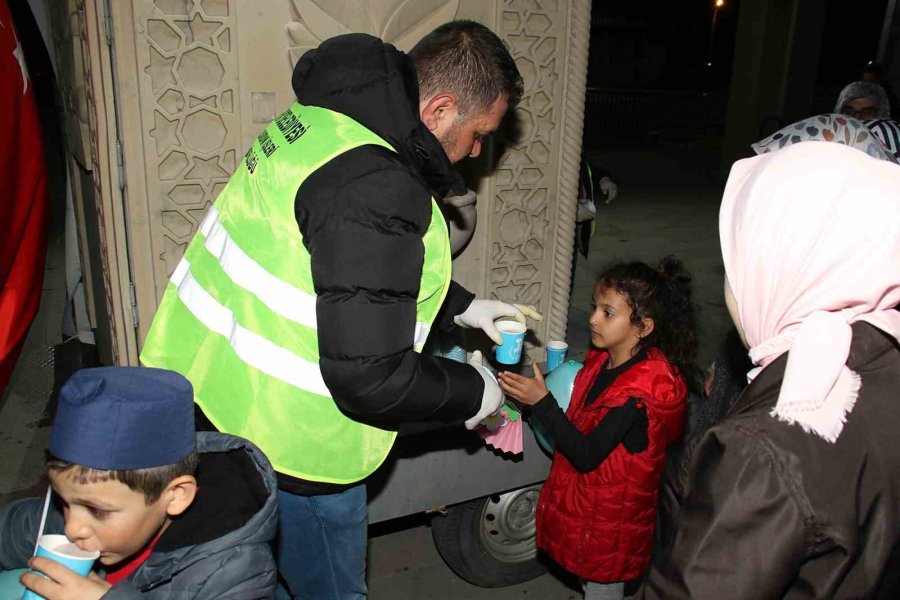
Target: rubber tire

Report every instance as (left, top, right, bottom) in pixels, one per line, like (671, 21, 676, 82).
(431, 493, 547, 588)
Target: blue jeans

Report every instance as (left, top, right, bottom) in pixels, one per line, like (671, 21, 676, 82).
(275, 485, 368, 600)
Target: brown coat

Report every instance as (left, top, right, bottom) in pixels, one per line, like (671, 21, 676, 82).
(640, 323, 900, 599)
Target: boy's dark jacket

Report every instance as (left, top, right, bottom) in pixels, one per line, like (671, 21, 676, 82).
(0, 432, 278, 599)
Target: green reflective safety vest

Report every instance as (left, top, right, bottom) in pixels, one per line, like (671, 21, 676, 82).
(140, 103, 452, 484)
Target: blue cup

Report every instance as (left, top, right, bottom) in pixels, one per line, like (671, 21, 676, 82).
(22, 535, 99, 600)
(545, 340, 568, 372)
(0, 568, 27, 600)
(494, 320, 526, 365)
(531, 360, 583, 454)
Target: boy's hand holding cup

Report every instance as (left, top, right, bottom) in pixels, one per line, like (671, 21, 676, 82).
(21, 534, 108, 600)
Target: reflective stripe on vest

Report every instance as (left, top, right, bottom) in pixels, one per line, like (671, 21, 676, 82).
(140, 103, 452, 484)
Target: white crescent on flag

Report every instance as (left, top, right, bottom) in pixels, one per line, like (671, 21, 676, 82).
(0, 17, 27, 94)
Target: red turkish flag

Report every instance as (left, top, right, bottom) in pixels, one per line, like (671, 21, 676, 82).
(0, 0, 48, 395)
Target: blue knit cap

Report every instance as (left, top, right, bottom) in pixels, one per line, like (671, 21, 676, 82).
(49, 367, 195, 470)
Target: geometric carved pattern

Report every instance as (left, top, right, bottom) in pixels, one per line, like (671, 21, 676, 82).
(141, 0, 238, 278)
(286, 0, 462, 63)
(492, 1, 563, 313)
(494, 0, 590, 343)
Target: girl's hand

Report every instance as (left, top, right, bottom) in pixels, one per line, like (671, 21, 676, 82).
(498, 360, 549, 405)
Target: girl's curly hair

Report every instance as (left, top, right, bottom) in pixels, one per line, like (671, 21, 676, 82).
(596, 256, 702, 393)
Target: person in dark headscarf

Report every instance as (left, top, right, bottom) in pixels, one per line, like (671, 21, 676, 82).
(835, 80, 891, 120)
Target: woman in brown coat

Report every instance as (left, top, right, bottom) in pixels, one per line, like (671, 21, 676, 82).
(640, 142, 900, 599)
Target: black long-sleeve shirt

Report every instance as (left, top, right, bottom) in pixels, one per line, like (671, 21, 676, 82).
(531, 351, 649, 472)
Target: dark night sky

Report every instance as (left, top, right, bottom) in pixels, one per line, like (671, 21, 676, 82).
(589, 0, 889, 92)
(816, 0, 889, 85)
(588, 0, 741, 90)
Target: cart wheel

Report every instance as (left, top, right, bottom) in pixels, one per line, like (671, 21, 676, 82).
(431, 485, 547, 587)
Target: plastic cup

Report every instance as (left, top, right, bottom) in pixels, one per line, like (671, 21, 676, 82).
(21, 535, 99, 600)
(442, 344, 467, 363)
(531, 360, 583, 454)
(545, 340, 569, 372)
(0, 568, 27, 600)
(494, 320, 526, 365)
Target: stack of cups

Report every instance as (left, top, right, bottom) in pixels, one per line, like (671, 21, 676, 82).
(443, 343, 467, 364)
(22, 535, 100, 600)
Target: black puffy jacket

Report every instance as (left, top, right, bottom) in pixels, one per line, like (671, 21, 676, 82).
(281, 34, 484, 493)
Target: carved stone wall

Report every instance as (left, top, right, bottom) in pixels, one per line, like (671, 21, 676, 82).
(285, 0, 463, 63)
(61, 0, 588, 361)
(491, 0, 589, 345)
(131, 0, 240, 284)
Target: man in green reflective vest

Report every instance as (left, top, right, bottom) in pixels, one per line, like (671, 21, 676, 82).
(141, 20, 541, 600)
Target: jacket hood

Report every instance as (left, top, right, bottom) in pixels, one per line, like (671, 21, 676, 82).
(291, 33, 465, 197)
(127, 432, 278, 590)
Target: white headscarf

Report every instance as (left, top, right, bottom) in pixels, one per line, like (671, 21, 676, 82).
(720, 143, 900, 441)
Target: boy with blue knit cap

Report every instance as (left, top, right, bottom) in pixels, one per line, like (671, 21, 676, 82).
(0, 367, 278, 599)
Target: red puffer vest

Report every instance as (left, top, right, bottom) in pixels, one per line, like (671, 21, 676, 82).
(536, 347, 686, 582)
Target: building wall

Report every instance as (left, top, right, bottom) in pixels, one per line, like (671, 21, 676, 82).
(51, 0, 590, 363)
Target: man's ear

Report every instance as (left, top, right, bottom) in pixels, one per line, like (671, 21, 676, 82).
(420, 93, 458, 133)
(638, 317, 655, 339)
(162, 475, 198, 517)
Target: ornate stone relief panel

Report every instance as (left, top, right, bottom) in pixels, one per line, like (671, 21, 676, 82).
(133, 0, 239, 286)
(493, 0, 588, 342)
(285, 0, 462, 61)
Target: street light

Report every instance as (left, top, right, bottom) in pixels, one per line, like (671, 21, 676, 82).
(706, 0, 726, 66)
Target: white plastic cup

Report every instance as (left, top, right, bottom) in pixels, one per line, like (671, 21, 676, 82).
(494, 320, 526, 365)
(21, 535, 99, 600)
(545, 340, 569, 372)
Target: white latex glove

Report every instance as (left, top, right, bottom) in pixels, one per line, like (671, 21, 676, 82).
(599, 177, 618, 204)
(464, 350, 504, 430)
(454, 299, 543, 344)
(576, 198, 596, 222)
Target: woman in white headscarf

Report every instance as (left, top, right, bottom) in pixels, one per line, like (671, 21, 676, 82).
(639, 142, 900, 600)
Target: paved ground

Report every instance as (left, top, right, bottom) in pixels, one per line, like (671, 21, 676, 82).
(0, 137, 731, 598)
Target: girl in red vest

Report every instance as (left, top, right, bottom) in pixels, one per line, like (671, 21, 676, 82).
(499, 257, 699, 600)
